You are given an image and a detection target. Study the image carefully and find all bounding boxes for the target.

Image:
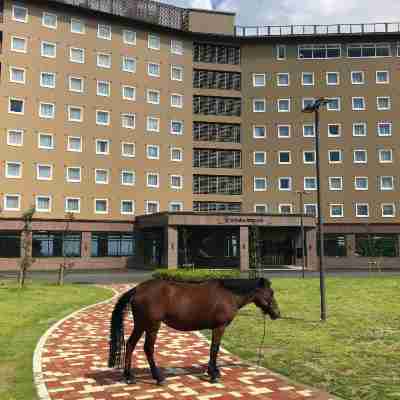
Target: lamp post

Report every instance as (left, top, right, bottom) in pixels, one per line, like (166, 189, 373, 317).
(296, 190, 307, 279)
(302, 97, 328, 321)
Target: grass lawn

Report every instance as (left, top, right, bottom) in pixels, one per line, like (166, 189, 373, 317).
(0, 281, 112, 400)
(218, 276, 400, 400)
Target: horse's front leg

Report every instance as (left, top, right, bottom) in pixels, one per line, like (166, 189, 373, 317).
(207, 325, 226, 383)
(124, 325, 144, 384)
(144, 322, 164, 385)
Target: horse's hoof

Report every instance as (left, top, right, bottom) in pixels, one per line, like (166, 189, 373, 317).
(157, 379, 166, 386)
(125, 377, 136, 385)
(210, 377, 219, 384)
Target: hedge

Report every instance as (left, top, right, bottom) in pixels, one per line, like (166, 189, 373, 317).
(152, 268, 241, 282)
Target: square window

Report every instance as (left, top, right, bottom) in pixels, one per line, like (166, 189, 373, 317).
(69, 47, 85, 63)
(328, 124, 341, 137)
(42, 12, 57, 29)
(253, 73, 266, 87)
(382, 203, 395, 217)
(147, 117, 160, 132)
(121, 200, 135, 215)
(69, 76, 84, 93)
(302, 98, 315, 110)
(351, 71, 365, 84)
(354, 176, 368, 190)
(353, 122, 367, 137)
(68, 106, 83, 122)
(171, 65, 183, 81)
(376, 70, 389, 84)
(170, 175, 183, 189)
(169, 202, 183, 212)
(304, 177, 317, 190)
(95, 199, 108, 214)
(9, 67, 26, 84)
(304, 204, 317, 217)
(253, 125, 266, 138)
(147, 89, 160, 104)
(7, 129, 24, 146)
(329, 176, 343, 191)
(121, 113, 135, 129)
(377, 97, 391, 110)
(278, 124, 290, 138)
(277, 73, 289, 86)
(326, 72, 339, 85)
(97, 24, 111, 40)
(378, 149, 392, 163)
(353, 150, 367, 163)
(170, 147, 182, 161)
(171, 39, 183, 55)
(38, 132, 54, 149)
(148, 63, 160, 77)
(12, 5, 28, 22)
(279, 204, 292, 214)
(279, 177, 292, 191)
(327, 98, 340, 111)
(278, 151, 291, 164)
(254, 204, 268, 213)
(171, 93, 183, 108)
(278, 98, 290, 112)
(96, 140, 109, 155)
(96, 80, 110, 97)
(67, 136, 82, 152)
(253, 99, 266, 112)
(41, 41, 56, 58)
(123, 29, 136, 45)
(148, 34, 160, 50)
(355, 203, 369, 217)
(40, 72, 56, 88)
(146, 200, 159, 214)
(303, 124, 315, 137)
(330, 204, 344, 217)
(302, 72, 314, 86)
(4, 194, 21, 211)
(36, 196, 51, 212)
(96, 110, 110, 126)
(380, 176, 394, 191)
(122, 85, 136, 101)
(11, 36, 27, 53)
(65, 197, 80, 213)
(66, 166, 81, 183)
(171, 120, 184, 135)
(122, 142, 135, 158)
(352, 97, 366, 110)
(377, 122, 392, 136)
(97, 53, 111, 68)
(254, 177, 267, 191)
(37, 164, 53, 180)
(122, 56, 136, 73)
(95, 169, 109, 184)
(146, 145, 160, 160)
(71, 18, 85, 34)
(147, 173, 159, 188)
(121, 170, 135, 186)
(253, 151, 266, 165)
(9, 98, 24, 114)
(303, 151, 315, 164)
(5, 161, 22, 178)
(39, 102, 55, 119)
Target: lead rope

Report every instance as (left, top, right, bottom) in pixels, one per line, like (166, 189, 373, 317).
(256, 313, 267, 368)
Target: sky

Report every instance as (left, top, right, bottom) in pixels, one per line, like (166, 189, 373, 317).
(162, 0, 400, 26)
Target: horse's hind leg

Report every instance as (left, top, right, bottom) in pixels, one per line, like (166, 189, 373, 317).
(124, 325, 144, 384)
(144, 322, 165, 385)
(207, 326, 226, 383)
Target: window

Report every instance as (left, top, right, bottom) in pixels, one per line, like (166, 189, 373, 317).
(4, 194, 21, 211)
(121, 170, 135, 186)
(353, 149, 367, 163)
(95, 169, 109, 184)
(327, 98, 340, 111)
(122, 56, 136, 73)
(169, 202, 183, 212)
(170, 175, 183, 189)
(35, 196, 51, 213)
(40, 72, 56, 88)
(382, 203, 395, 218)
(326, 72, 339, 85)
(171, 93, 183, 108)
(253, 73, 266, 87)
(356, 234, 398, 257)
(352, 97, 366, 111)
(96, 140, 109, 155)
(96, 110, 110, 126)
(277, 73, 289, 86)
(277, 124, 291, 138)
(97, 53, 111, 69)
(354, 176, 368, 191)
(253, 125, 266, 138)
(42, 12, 57, 29)
(148, 34, 160, 50)
(146, 144, 160, 160)
(123, 29, 136, 45)
(39, 102, 55, 119)
(69, 47, 84, 63)
(65, 197, 80, 213)
(38, 132, 54, 149)
(147, 172, 159, 188)
(278, 151, 291, 164)
(91, 232, 134, 256)
(12, 5, 28, 22)
(304, 177, 317, 190)
(95, 199, 108, 214)
(303, 151, 315, 164)
(376, 70, 389, 84)
(122, 85, 136, 101)
(33, 232, 81, 257)
(147, 117, 160, 132)
(9, 98, 24, 114)
(253, 99, 266, 112)
(171, 39, 183, 55)
(5, 161, 22, 178)
(121, 113, 135, 129)
(254, 204, 268, 213)
(353, 122, 367, 137)
(279, 204, 293, 214)
(377, 97, 391, 111)
(96, 80, 110, 97)
(66, 166, 81, 183)
(304, 204, 317, 217)
(97, 24, 111, 40)
(279, 177, 292, 191)
(330, 204, 344, 218)
(67, 136, 82, 152)
(377, 122, 392, 136)
(277, 45, 286, 60)
(68, 106, 83, 122)
(41, 41, 56, 58)
(278, 98, 290, 112)
(171, 65, 183, 81)
(69, 76, 84, 93)
(121, 200, 135, 215)
(7, 129, 24, 147)
(302, 98, 315, 110)
(254, 177, 267, 191)
(10, 67, 26, 84)
(170, 147, 182, 162)
(11, 36, 27, 53)
(380, 176, 394, 191)
(171, 120, 183, 135)
(147, 89, 160, 105)
(253, 151, 266, 165)
(121, 142, 135, 158)
(378, 149, 392, 163)
(37, 164, 53, 180)
(328, 124, 341, 137)
(298, 44, 341, 59)
(351, 71, 365, 84)
(146, 200, 160, 214)
(347, 43, 390, 58)
(71, 18, 85, 34)
(324, 234, 347, 256)
(302, 72, 314, 86)
(148, 62, 160, 77)
(355, 203, 369, 217)
(303, 124, 315, 137)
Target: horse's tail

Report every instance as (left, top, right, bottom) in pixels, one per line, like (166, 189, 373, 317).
(108, 287, 137, 369)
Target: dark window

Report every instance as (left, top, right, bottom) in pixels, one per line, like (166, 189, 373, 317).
(193, 122, 241, 143)
(193, 43, 240, 65)
(193, 175, 242, 195)
(193, 202, 242, 213)
(193, 69, 241, 90)
(32, 232, 81, 257)
(324, 234, 347, 257)
(193, 149, 241, 169)
(0, 231, 21, 257)
(91, 232, 135, 257)
(355, 234, 398, 257)
(225, 233, 239, 257)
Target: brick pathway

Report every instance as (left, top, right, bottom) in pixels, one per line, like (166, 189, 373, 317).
(34, 284, 336, 400)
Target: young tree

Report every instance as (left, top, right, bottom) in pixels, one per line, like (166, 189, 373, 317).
(57, 212, 76, 286)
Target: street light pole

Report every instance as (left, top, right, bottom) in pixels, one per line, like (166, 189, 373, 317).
(296, 191, 306, 279)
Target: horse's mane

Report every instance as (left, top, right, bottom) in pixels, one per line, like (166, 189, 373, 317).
(219, 278, 271, 295)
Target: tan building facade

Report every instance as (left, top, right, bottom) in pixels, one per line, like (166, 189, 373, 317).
(0, 0, 399, 270)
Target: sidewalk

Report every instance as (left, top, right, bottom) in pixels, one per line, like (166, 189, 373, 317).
(34, 284, 336, 400)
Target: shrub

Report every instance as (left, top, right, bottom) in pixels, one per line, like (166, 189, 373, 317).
(153, 268, 240, 282)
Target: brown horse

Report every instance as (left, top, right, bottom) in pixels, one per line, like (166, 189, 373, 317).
(108, 277, 280, 385)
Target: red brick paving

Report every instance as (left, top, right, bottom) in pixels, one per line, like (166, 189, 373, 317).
(36, 284, 337, 400)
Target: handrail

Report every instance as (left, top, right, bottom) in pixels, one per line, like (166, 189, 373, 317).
(235, 22, 400, 37)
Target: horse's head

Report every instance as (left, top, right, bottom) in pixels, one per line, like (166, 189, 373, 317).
(253, 278, 281, 320)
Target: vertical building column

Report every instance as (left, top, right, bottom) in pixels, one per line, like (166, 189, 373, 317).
(347, 234, 356, 256)
(81, 231, 91, 259)
(240, 226, 249, 272)
(133, 230, 145, 269)
(165, 226, 178, 270)
(306, 228, 317, 270)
